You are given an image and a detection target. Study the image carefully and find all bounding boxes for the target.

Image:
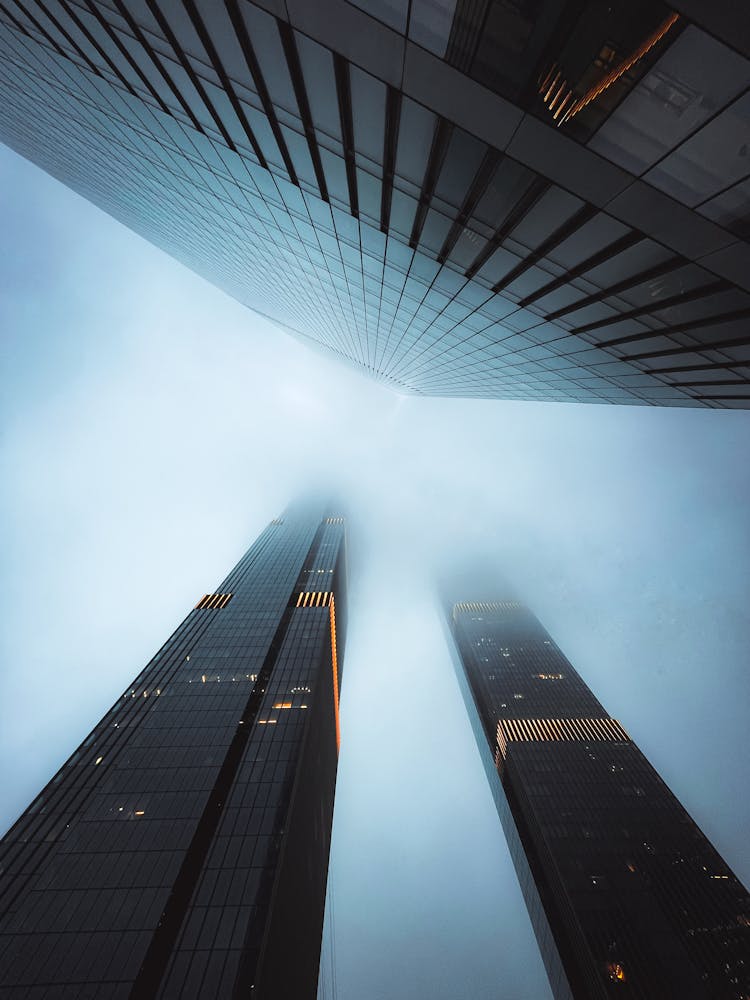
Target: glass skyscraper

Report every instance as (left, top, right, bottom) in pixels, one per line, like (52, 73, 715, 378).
(446, 598, 750, 999)
(0, 1, 748, 406)
(0, 504, 347, 998)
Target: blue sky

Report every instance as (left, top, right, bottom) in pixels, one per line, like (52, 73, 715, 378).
(1, 143, 749, 999)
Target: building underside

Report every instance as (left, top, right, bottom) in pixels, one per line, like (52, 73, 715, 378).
(0, 1, 749, 406)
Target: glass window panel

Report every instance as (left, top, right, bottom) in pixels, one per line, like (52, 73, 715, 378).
(351, 66, 386, 165)
(239, 4, 298, 116)
(450, 228, 489, 269)
(319, 147, 351, 207)
(608, 262, 710, 309)
(409, 0, 457, 57)
(279, 125, 318, 189)
(294, 32, 341, 142)
(589, 27, 750, 174)
(194, 0, 256, 94)
(347, 0, 408, 33)
(510, 186, 582, 249)
(390, 187, 418, 238)
(472, 158, 536, 230)
(546, 214, 630, 269)
(699, 176, 750, 239)
(394, 98, 435, 187)
(645, 91, 750, 206)
(156, 1, 209, 66)
(584, 239, 673, 289)
(434, 126, 486, 209)
(357, 166, 382, 223)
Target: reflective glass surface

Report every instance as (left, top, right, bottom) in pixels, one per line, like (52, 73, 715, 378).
(0, 0, 748, 408)
(447, 600, 750, 1000)
(0, 504, 347, 997)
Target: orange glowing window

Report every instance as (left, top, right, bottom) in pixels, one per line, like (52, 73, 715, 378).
(606, 962, 626, 982)
(273, 702, 293, 709)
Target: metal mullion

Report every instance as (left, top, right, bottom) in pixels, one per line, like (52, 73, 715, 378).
(111, 0, 204, 134)
(569, 279, 730, 336)
(409, 116, 452, 248)
(180, 0, 267, 167)
(669, 377, 747, 387)
(20, 0, 100, 75)
(80, 0, 170, 114)
(0, 0, 76, 69)
(625, 330, 750, 362)
(56, 0, 141, 98)
(333, 52, 358, 217)
(595, 305, 750, 351)
(145, 0, 236, 150)
(464, 175, 549, 280)
(437, 147, 502, 264)
(380, 83, 401, 233)
(277, 19, 328, 196)
(545, 255, 685, 321)
(517, 230, 642, 309)
(492, 204, 597, 293)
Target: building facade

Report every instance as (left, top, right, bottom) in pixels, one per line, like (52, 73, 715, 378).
(0, 504, 347, 998)
(0, 1, 749, 406)
(446, 598, 750, 999)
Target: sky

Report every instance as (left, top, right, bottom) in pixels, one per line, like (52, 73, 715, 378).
(1, 142, 750, 1000)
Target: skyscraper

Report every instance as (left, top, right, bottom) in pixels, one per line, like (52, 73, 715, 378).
(0, 2, 748, 406)
(0, 504, 347, 998)
(445, 598, 750, 999)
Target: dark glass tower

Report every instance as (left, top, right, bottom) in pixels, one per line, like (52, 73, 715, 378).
(445, 598, 750, 999)
(0, 504, 347, 999)
(0, 2, 749, 405)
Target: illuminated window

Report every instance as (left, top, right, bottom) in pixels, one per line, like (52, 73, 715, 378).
(195, 593, 233, 610)
(606, 962, 626, 982)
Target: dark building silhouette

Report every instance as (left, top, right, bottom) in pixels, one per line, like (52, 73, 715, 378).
(0, 505, 347, 998)
(0, 2, 749, 405)
(445, 598, 750, 999)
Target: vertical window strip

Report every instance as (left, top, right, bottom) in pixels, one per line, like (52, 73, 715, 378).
(223, 0, 300, 176)
(56, 0, 139, 97)
(594, 306, 750, 352)
(545, 255, 686, 322)
(181, 0, 268, 169)
(380, 83, 400, 233)
(437, 147, 502, 264)
(25, 0, 99, 74)
(0, 0, 84, 69)
(492, 204, 597, 294)
(112, 0, 204, 134)
(464, 175, 550, 280)
(333, 52, 358, 216)
(409, 116, 453, 249)
(144, 0, 236, 149)
(517, 231, 642, 309)
(568, 279, 730, 336)
(277, 21, 329, 199)
(80, 0, 170, 114)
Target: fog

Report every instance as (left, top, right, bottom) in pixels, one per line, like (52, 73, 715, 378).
(2, 145, 749, 999)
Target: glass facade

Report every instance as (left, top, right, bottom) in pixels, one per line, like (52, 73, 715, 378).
(0, 504, 347, 998)
(0, 1, 748, 406)
(446, 599, 750, 999)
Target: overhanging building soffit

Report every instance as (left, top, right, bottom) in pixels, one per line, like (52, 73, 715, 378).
(284, 0, 747, 286)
